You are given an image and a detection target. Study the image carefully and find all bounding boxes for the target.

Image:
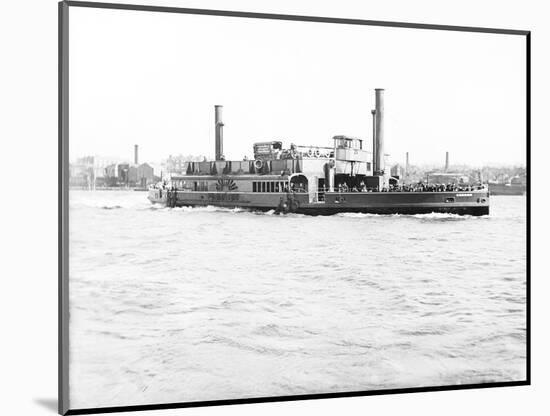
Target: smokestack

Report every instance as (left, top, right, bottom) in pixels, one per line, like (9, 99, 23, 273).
(371, 109, 377, 173)
(215, 105, 224, 160)
(445, 151, 449, 172)
(405, 152, 409, 177)
(134, 144, 138, 165)
(374, 88, 385, 176)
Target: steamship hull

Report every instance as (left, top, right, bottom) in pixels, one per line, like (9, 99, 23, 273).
(148, 189, 490, 216)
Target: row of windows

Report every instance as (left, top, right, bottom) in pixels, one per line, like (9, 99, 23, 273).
(171, 180, 290, 193)
(195, 181, 209, 191)
(252, 181, 288, 193)
(171, 180, 209, 191)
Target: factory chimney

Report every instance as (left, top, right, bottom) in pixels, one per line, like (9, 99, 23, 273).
(374, 88, 385, 176)
(214, 105, 224, 160)
(405, 152, 410, 178)
(445, 151, 449, 172)
(134, 144, 139, 165)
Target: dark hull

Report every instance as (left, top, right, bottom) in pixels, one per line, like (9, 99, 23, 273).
(149, 189, 490, 216)
(291, 205, 489, 216)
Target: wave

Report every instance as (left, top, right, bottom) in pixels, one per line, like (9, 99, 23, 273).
(149, 205, 283, 217)
(167, 205, 250, 214)
(412, 212, 468, 220)
(335, 212, 477, 221)
(335, 212, 383, 218)
(70, 195, 150, 210)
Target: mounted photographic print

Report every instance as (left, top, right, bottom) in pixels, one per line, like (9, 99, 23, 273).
(59, 1, 530, 414)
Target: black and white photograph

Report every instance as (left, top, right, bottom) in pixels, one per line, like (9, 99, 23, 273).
(59, 1, 528, 414)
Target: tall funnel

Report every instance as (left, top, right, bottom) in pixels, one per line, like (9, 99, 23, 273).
(371, 109, 377, 173)
(214, 105, 224, 160)
(134, 144, 139, 165)
(374, 89, 385, 176)
(445, 151, 449, 172)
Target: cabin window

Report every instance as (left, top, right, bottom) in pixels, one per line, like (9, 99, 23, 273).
(261, 182, 266, 192)
(253, 182, 257, 192)
(193, 181, 208, 192)
(275, 182, 280, 192)
(367, 162, 371, 171)
(270, 182, 275, 192)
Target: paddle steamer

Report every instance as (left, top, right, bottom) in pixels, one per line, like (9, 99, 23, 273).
(148, 89, 489, 216)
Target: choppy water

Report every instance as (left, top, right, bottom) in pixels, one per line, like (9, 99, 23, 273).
(68, 191, 527, 409)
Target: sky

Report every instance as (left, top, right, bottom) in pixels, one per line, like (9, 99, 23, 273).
(69, 7, 526, 167)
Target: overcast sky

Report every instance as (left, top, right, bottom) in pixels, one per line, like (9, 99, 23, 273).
(69, 7, 526, 167)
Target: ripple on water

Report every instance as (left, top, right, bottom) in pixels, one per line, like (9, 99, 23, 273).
(68, 192, 527, 408)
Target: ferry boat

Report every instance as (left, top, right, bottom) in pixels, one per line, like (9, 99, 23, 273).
(148, 89, 490, 216)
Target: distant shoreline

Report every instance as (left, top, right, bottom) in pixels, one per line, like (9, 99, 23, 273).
(69, 187, 148, 192)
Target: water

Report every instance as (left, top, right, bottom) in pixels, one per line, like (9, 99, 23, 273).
(68, 191, 527, 409)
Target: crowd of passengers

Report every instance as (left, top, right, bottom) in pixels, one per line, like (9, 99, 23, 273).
(336, 182, 487, 193)
(154, 181, 486, 193)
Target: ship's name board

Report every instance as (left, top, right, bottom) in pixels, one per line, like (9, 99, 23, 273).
(208, 193, 240, 202)
(456, 193, 473, 197)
